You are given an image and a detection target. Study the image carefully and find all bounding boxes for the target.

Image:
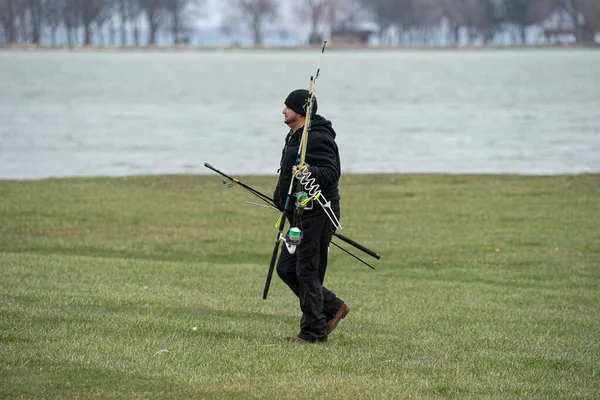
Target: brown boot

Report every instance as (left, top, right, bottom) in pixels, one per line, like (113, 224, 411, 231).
(326, 304, 350, 334)
(285, 336, 307, 343)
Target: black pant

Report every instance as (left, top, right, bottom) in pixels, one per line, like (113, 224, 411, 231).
(276, 210, 344, 342)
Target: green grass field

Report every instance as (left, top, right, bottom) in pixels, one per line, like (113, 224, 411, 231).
(1, 173, 599, 399)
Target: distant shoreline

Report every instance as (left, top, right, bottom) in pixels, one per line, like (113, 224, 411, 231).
(1, 42, 599, 52)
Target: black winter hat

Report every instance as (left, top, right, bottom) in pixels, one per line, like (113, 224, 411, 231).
(284, 89, 318, 117)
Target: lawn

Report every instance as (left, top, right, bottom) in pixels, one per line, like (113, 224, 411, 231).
(1, 173, 599, 399)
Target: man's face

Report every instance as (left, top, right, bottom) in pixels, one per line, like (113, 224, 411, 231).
(282, 106, 302, 128)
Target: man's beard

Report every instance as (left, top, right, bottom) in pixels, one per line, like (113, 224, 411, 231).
(285, 115, 297, 126)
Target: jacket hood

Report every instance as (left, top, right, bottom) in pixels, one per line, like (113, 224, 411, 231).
(309, 115, 337, 139)
(292, 115, 336, 140)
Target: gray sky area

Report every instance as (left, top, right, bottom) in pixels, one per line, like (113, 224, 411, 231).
(191, 1, 310, 46)
(198, 0, 294, 28)
(197, 0, 227, 28)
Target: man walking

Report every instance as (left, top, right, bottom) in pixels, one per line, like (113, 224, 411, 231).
(273, 89, 350, 343)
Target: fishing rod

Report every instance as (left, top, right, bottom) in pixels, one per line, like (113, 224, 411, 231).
(204, 162, 273, 206)
(262, 41, 337, 300)
(204, 162, 381, 265)
(291, 43, 341, 233)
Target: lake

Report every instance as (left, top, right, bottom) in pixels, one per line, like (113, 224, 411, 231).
(1, 48, 599, 180)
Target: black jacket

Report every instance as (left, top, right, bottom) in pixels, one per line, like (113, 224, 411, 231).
(273, 115, 341, 216)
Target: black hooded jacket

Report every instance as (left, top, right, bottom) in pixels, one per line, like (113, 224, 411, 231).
(273, 115, 341, 216)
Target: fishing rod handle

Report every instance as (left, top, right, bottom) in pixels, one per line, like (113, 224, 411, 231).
(204, 162, 238, 184)
(333, 232, 381, 260)
(263, 210, 288, 299)
(262, 239, 280, 300)
(204, 162, 222, 175)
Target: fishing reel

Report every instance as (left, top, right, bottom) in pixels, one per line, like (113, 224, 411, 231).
(284, 227, 302, 254)
(221, 178, 235, 188)
(295, 191, 313, 210)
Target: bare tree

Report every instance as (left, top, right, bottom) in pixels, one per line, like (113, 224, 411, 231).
(397, 0, 418, 33)
(62, 0, 79, 46)
(295, 0, 328, 44)
(440, 0, 504, 45)
(479, 0, 503, 44)
(441, 0, 467, 44)
(412, 0, 445, 44)
(324, 0, 364, 29)
(130, 0, 141, 45)
(355, 0, 402, 43)
(444, 0, 501, 44)
(25, 0, 41, 44)
(164, 0, 183, 44)
(14, 0, 31, 42)
(118, 0, 126, 44)
(577, 0, 600, 40)
(86, 0, 108, 45)
(0, 0, 19, 43)
(117, 0, 141, 46)
(225, 0, 278, 46)
(163, 0, 204, 45)
(65, 0, 108, 45)
(109, 6, 118, 44)
(0, 0, 29, 43)
(560, 0, 600, 42)
(44, 0, 64, 45)
(504, 0, 534, 43)
(503, 0, 555, 44)
(93, 1, 114, 45)
(138, 0, 166, 45)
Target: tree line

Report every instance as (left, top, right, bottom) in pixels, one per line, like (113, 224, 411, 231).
(355, 0, 599, 44)
(0, 0, 598, 47)
(0, 0, 204, 46)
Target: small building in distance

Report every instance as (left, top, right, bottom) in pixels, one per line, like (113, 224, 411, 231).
(330, 26, 377, 46)
(542, 28, 577, 44)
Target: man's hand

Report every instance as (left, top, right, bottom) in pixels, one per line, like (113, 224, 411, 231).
(292, 164, 309, 177)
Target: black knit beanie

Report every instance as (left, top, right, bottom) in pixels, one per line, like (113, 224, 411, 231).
(284, 89, 318, 117)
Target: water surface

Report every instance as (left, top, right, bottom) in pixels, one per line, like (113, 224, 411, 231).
(1, 49, 599, 179)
